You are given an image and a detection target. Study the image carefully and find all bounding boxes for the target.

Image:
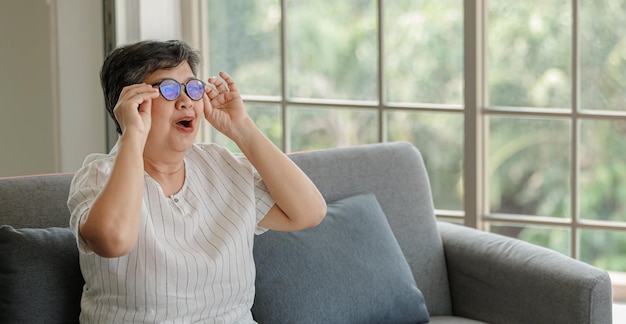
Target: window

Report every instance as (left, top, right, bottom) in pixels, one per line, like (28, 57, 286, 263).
(483, 0, 626, 279)
(204, 0, 465, 213)
(198, 0, 626, 298)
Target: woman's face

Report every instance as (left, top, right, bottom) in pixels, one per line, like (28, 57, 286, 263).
(142, 62, 204, 159)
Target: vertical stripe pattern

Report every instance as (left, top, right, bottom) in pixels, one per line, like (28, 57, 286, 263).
(67, 143, 274, 323)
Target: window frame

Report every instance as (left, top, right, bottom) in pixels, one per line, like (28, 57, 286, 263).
(174, 0, 626, 287)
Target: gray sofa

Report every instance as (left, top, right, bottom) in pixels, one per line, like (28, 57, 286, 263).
(0, 142, 612, 323)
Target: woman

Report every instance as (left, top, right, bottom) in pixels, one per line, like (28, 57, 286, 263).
(67, 40, 326, 323)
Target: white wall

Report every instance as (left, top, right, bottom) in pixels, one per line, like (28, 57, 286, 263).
(0, 0, 187, 177)
(139, 0, 181, 41)
(0, 1, 58, 177)
(56, 0, 107, 173)
(116, 0, 182, 45)
(0, 0, 106, 177)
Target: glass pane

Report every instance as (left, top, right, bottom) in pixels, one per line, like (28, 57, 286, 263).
(489, 117, 570, 217)
(285, 0, 377, 101)
(288, 106, 378, 151)
(580, 0, 626, 111)
(489, 223, 570, 256)
(208, 0, 281, 96)
(488, 1, 571, 108)
(386, 110, 463, 210)
(384, 0, 463, 104)
(581, 229, 626, 272)
(206, 104, 282, 152)
(580, 119, 626, 222)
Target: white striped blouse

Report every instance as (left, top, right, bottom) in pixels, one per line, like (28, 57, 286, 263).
(67, 143, 274, 323)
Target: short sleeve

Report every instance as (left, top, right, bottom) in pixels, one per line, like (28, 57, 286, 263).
(253, 169, 274, 235)
(66, 154, 114, 254)
(188, 143, 276, 235)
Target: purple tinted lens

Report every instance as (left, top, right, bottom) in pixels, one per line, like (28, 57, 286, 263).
(159, 79, 180, 100)
(186, 80, 204, 100)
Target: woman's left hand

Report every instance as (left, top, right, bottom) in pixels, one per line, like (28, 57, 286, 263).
(204, 74, 326, 232)
(203, 71, 250, 141)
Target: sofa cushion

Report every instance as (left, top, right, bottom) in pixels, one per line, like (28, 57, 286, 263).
(0, 226, 83, 323)
(252, 193, 429, 323)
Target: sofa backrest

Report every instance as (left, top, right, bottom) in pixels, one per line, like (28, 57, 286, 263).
(283, 142, 451, 315)
(0, 142, 452, 316)
(0, 173, 74, 228)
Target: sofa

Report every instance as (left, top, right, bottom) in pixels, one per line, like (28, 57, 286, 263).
(0, 141, 612, 323)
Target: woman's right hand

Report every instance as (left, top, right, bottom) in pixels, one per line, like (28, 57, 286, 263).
(82, 83, 159, 258)
(113, 84, 160, 141)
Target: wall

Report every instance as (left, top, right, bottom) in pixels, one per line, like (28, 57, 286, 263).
(106, 0, 182, 150)
(56, 0, 107, 174)
(0, 0, 189, 177)
(0, 1, 105, 177)
(0, 2, 58, 177)
(115, 0, 182, 45)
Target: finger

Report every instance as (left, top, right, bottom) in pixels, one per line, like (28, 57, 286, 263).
(219, 71, 238, 92)
(208, 76, 229, 93)
(114, 87, 157, 123)
(140, 96, 153, 130)
(202, 91, 214, 117)
(204, 81, 215, 94)
(138, 93, 155, 114)
(205, 82, 219, 100)
(120, 84, 157, 99)
(118, 85, 159, 108)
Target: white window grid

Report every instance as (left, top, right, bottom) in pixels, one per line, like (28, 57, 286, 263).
(107, 0, 626, 270)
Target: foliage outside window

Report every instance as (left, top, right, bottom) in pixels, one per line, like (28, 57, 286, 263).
(205, 0, 626, 280)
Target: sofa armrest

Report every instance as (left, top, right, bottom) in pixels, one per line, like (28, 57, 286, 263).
(438, 222, 612, 324)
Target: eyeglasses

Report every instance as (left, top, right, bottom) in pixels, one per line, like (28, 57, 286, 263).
(152, 78, 205, 101)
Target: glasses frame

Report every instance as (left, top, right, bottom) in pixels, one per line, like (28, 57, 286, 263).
(152, 78, 206, 101)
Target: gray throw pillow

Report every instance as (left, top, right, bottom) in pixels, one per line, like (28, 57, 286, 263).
(252, 193, 429, 323)
(0, 226, 83, 324)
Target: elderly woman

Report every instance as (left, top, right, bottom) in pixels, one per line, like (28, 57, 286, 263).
(67, 40, 326, 323)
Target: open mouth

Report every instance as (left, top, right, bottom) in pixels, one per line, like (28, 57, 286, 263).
(175, 117, 194, 129)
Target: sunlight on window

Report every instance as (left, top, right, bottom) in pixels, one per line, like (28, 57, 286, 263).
(204, 0, 626, 287)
